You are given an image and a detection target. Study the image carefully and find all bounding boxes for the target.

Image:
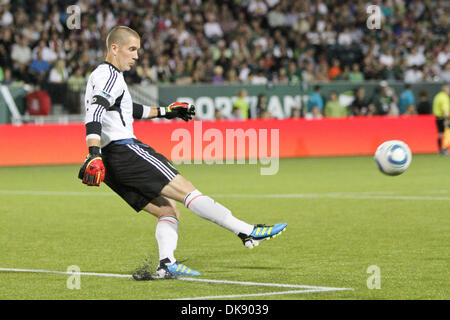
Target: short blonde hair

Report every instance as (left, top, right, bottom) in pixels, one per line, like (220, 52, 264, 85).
(106, 26, 140, 50)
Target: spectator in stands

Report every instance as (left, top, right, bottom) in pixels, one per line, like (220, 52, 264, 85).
(29, 49, 50, 84)
(248, 0, 268, 17)
(214, 108, 225, 120)
(290, 108, 301, 119)
(250, 69, 268, 85)
(276, 67, 289, 84)
(287, 61, 301, 85)
(154, 55, 171, 83)
(440, 62, 450, 83)
(260, 109, 273, 119)
(351, 86, 371, 116)
(253, 93, 267, 119)
(407, 46, 426, 67)
(379, 48, 395, 69)
(268, 4, 287, 28)
(417, 90, 432, 115)
(136, 57, 156, 84)
(48, 60, 68, 84)
(306, 85, 324, 119)
(404, 104, 418, 116)
(229, 106, 244, 120)
(32, 40, 57, 64)
(204, 12, 223, 43)
(325, 92, 348, 118)
(315, 59, 330, 82)
(404, 65, 424, 83)
(337, 27, 353, 47)
(300, 63, 315, 83)
(211, 65, 224, 84)
(225, 68, 239, 84)
(0, 27, 13, 68)
(334, 65, 350, 81)
(0, 3, 14, 27)
(1, 67, 14, 85)
(399, 84, 416, 114)
(328, 59, 342, 80)
(11, 37, 32, 82)
(66, 67, 86, 114)
(437, 44, 449, 66)
(372, 81, 399, 116)
(171, 63, 192, 85)
(348, 63, 365, 82)
(233, 89, 249, 119)
(1, 0, 449, 115)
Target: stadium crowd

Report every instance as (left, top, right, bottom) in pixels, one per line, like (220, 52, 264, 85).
(0, 0, 449, 118)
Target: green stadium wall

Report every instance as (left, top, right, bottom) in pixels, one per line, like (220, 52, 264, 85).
(157, 82, 446, 119)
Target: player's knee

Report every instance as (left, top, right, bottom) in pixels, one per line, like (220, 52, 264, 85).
(159, 202, 180, 217)
(169, 207, 180, 220)
(147, 206, 179, 219)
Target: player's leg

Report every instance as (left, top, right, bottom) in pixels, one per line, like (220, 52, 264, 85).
(160, 174, 253, 235)
(141, 196, 200, 278)
(142, 197, 179, 265)
(160, 174, 287, 248)
(101, 142, 199, 278)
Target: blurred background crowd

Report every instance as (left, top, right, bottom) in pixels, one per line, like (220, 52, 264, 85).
(0, 0, 449, 118)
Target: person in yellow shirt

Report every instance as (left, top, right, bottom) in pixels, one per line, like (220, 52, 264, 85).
(232, 89, 249, 119)
(433, 85, 450, 154)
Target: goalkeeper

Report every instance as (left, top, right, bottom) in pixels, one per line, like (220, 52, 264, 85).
(79, 26, 287, 279)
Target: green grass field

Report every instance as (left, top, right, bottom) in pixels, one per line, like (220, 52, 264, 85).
(0, 155, 448, 300)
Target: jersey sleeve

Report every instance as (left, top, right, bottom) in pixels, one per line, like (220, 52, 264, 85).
(132, 102, 152, 119)
(85, 67, 122, 140)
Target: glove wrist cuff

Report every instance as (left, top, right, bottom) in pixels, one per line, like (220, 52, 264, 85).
(157, 107, 167, 117)
(89, 146, 101, 156)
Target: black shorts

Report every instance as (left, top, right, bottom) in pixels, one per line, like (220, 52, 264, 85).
(436, 118, 445, 133)
(101, 138, 179, 212)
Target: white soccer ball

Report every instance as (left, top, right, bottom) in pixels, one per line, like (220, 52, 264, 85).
(374, 140, 412, 176)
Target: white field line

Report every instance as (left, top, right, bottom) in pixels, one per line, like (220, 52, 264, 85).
(174, 288, 350, 300)
(178, 277, 349, 290)
(0, 267, 353, 299)
(213, 193, 450, 201)
(0, 190, 449, 201)
(0, 268, 132, 278)
(0, 190, 115, 196)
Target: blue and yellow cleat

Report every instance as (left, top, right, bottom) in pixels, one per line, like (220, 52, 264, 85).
(156, 258, 200, 279)
(239, 223, 287, 249)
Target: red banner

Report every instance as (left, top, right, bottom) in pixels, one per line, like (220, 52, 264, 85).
(0, 115, 439, 166)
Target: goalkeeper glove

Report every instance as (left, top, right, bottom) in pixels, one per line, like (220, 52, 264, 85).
(158, 102, 195, 121)
(78, 146, 105, 187)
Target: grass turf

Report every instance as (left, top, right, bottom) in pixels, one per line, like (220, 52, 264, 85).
(0, 155, 448, 300)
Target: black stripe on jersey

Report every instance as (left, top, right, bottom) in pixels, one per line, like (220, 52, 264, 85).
(103, 67, 114, 92)
(93, 105, 104, 122)
(104, 66, 118, 93)
(108, 90, 126, 126)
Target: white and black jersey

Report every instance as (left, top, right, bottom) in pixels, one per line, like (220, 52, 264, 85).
(84, 61, 150, 148)
(83, 61, 178, 211)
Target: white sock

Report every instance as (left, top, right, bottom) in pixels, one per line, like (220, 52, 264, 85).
(184, 190, 254, 236)
(155, 215, 178, 264)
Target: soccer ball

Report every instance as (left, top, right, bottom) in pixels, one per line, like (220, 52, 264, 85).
(374, 140, 412, 176)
